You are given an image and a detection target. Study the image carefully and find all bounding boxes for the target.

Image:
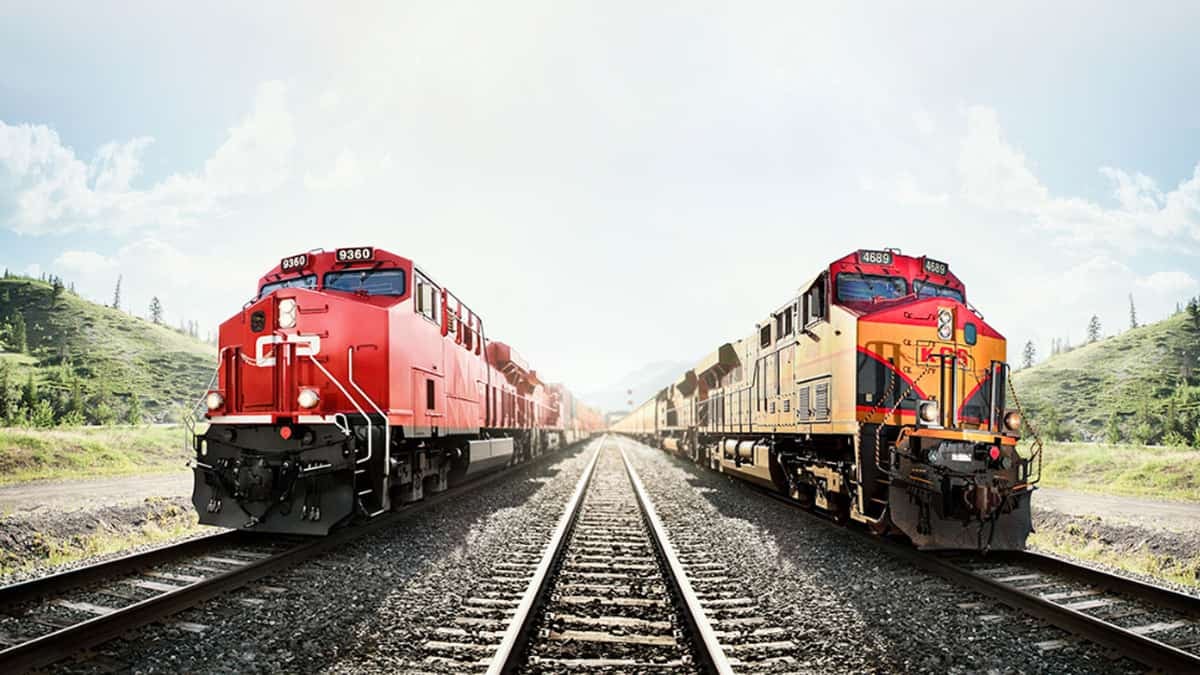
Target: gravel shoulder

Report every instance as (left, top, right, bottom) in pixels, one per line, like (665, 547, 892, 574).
(1030, 487, 1200, 593)
(621, 438, 1137, 674)
(0, 471, 210, 583)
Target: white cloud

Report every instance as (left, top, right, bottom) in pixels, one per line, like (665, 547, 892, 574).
(304, 148, 363, 191)
(1136, 270, 1199, 294)
(890, 171, 948, 206)
(958, 106, 1047, 213)
(53, 237, 244, 326)
(319, 89, 341, 109)
(957, 105, 1200, 251)
(912, 108, 935, 136)
(0, 81, 294, 236)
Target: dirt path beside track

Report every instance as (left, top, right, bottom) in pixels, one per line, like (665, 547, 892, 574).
(0, 471, 192, 515)
(1035, 486, 1200, 532)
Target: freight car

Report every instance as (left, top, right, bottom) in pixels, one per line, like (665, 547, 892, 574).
(193, 247, 602, 534)
(612, 249, 1040, 550)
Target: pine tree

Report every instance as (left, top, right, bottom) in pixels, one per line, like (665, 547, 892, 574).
(1188, 297, 1200, 331)
(21, 371, 37, 409)
(0, 361, 11, 422)
(1129, 293, 1138, 329)
(112, 275, 122, 310)
(31, 399, 55, 427)
(51, 276, 64, 302)
(1104, 411, 1122, 444)
(125, 394, 143, 425)
(1022, 340, 1036, 369)
(149, 297, 163, 325)
(11, 311, 27, 353)
(1087, 315, 1101, 343)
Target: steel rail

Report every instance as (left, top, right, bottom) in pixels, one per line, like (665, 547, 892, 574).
(746, 479, 1200, 672)
(485, 438, 602, 675)
(0, 441, 585, 674)
(995, 550, 1200, 619)
(620, 442, 735, 675)
(0, 530, 243, 610)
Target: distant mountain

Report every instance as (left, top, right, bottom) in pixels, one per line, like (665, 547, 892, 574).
(583, 359, 696, 414)
(1012, 309, 1200, 443)
(0, 275, 216, 424)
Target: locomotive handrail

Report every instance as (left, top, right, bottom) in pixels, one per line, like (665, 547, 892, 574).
(348, 346, 389, 515)
(304, 351, 374, 469)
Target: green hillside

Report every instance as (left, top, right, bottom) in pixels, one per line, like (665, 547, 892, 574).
(0, 276, 216, 425)
(1012, 309, 1200, 445)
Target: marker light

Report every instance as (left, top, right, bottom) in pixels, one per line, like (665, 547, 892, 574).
(279, 426, 293, 440)
(918, 400, 940, 424)
(1003, 411, 1021, 431)
(298, 388, 320, 409)
(988, 446, 1001, 461)
(278, 298, 298, 328)
(205, 391, 224, 411)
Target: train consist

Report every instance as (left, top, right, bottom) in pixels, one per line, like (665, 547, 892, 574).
(612, 249, 1040, 550)
(194, 247, 603, 534)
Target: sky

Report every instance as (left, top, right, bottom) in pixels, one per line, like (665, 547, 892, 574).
(2, 2, 1199, 400)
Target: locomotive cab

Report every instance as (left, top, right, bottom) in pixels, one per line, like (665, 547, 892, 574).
(843, 249, 1036, 549)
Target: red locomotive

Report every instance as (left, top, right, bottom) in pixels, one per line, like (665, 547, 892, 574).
(194, 247, 602, 534)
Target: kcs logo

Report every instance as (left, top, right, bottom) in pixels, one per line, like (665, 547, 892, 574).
(916, 341, 971, 370)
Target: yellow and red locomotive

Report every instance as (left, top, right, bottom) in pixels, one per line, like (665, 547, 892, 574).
(194, 247, 602, 534)
(613, 249, 1038, 550)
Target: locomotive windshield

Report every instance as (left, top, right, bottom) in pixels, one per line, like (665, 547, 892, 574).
(324, 269, 406, 296)
(914, 279, 964, 303)
(259, 274, 317, 298)
(836, 273, 908, 303)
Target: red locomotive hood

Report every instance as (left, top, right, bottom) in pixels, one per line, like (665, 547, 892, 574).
(856, 296, 1005, 341)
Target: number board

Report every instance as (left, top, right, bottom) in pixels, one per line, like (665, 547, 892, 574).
(858, 249, 892, 265)
(280, 254, 308, 272)
(336, 247, 374, 263)
(923, 258, 949, 276)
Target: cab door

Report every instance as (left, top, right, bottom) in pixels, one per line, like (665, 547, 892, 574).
(412, 369, 444, 436)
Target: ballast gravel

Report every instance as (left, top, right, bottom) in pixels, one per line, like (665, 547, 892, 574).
(619, 437, 1141, 674)
(45, 435, 1150, 674)
(51, 441, 598, 674)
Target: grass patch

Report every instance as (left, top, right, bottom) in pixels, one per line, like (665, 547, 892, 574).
(1027, 441, 1200, 502)
(0, 425, 193, 485)
(1029, 527, 1200, 590)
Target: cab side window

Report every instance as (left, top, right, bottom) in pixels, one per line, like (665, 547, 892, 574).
(414, 272, 441, 324)
(804, 276, 826, 326)
(759, 324, 771, 348)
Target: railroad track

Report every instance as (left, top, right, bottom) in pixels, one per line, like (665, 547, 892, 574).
(0, 444, 581, 674)
(922, 549, 1200, 672)
(423, 435, 811, 673)
(721, 449, 1200, 672)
